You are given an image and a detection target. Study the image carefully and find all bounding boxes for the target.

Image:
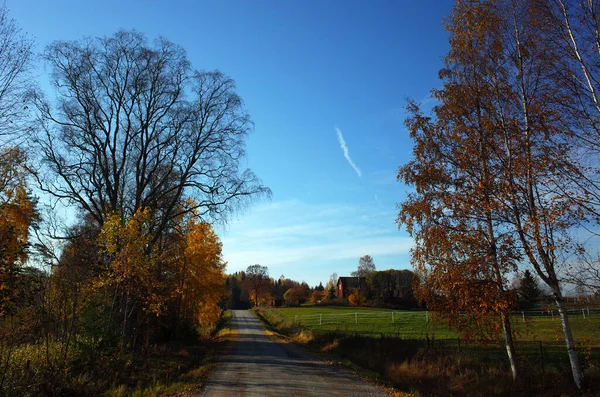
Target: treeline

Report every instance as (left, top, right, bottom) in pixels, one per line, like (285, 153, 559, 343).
(0, 7, 268, 395)
(225, 265, 318, 308)
(398, 0, 600, 389)
(226, 260, 418, 310)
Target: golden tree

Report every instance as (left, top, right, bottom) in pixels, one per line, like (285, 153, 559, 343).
(0, 147, 37, 317)
(97, 209, 163, 348)
(173, 219, 226, 330)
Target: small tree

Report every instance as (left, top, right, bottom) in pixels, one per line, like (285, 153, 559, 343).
(283, 288, 300, 307)
(518, 270, 540, 309)
(347, 289, 365, 306)
(327, 285, 336, 300)
(245, 265, 269, 307)
(309, 289, 326, 303)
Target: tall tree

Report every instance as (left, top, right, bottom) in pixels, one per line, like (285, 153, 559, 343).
(174, 219, 225, 329)
(0, 5, 33, 142)
(497, 0, 585, 387)
(351, 255, 376, 278)
(534, 0, 600, 309)
(399, 0, 585, 387)
(31, 30, 270, 240)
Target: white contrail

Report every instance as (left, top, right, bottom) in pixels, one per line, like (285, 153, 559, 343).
(335, 127, 362, 178)
(374, 194, 382, 207)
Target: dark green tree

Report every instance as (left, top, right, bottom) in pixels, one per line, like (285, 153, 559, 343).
(518, 270, 540, 309)
(327, 286, 336, 300)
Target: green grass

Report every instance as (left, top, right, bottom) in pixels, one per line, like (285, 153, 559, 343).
(513, 314, 600, 345)
(270, 306, 600, 344)
(258, 307, 600, 396)
(271, 306, 456, 339)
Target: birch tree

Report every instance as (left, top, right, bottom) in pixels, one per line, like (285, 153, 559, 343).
(399, 0, 588, 386)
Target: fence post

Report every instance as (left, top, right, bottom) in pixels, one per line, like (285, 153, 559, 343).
(319, 313, 322, 325)
(551, 310, 554, 321)
(582, 308, 586, 319)
(539, 341, 545, 374)
(522, 311, 525, 322)
(392, 311, 395, 324)
(355, 312, 358, 324)
(587, 308, 590, 316)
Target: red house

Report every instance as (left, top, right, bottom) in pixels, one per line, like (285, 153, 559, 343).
(337, 276, 367, 298)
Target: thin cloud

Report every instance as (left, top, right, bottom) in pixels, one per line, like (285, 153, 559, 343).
(374, 194, 382, 208)
(335, 127, 362, 178)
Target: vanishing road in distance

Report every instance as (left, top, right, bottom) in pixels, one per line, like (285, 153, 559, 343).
(202, 310, 390, 397)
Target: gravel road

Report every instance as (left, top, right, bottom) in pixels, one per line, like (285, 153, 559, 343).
(201, 310, 390, 397)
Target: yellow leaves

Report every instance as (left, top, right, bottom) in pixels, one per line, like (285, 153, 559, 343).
(94, 206, 226, 331)
(176, 219, 225, 329)
(96, 208, 164, 315)
(0, 147, 36, 268)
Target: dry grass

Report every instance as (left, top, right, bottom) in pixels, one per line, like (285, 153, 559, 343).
(292, 329, 315, 344)
(321, 338, 340, 353)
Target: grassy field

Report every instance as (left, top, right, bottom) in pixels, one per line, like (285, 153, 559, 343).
(269, 306, 600, 344)
(258, 307, 600, 396)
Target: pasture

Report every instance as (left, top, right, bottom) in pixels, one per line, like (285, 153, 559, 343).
(269, 306, 600, 344)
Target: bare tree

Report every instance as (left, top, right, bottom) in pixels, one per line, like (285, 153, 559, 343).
(31, 30, 270, 239)
(0, 5, 33, 143)
(351, 255, 375, 278)
(245, 264, 269, 306)
(328, 272, 338, 287)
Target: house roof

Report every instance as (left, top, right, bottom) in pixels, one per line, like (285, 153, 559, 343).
(338, 277, 365, 289)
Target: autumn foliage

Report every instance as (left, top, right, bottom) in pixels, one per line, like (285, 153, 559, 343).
(177, 219, 226, 328)
(397, 0, 600, 388)
(0, 147, 37, 317)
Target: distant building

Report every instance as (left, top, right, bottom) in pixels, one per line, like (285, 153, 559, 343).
(337, 276, 367, 298)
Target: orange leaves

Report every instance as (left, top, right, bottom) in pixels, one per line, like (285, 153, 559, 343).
(0, 186, 35, 267)
(175, 219, 225, 329)
(347, 289, 366, 307)
(0, 147, 37, 317)
(397, 0, 523, 342)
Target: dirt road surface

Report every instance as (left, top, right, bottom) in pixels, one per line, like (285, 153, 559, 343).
(201, 310, 390, 397)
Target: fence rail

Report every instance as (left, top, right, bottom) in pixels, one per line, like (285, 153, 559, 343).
(291, 308, 600, 327)
(262, 308, 600, 371)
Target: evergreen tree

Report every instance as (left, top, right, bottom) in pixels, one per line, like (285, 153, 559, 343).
(518, 270, 540, 308)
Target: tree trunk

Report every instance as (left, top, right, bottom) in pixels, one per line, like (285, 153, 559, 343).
(500, 313, 518, 381)
(552, 284, 584, 389)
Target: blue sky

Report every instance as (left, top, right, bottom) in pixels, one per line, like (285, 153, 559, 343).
(7, 0, 453, 287)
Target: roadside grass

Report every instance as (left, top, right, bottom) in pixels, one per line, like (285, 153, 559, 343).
(258, 307, 600, 396)
(100, 310, 233, 397)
